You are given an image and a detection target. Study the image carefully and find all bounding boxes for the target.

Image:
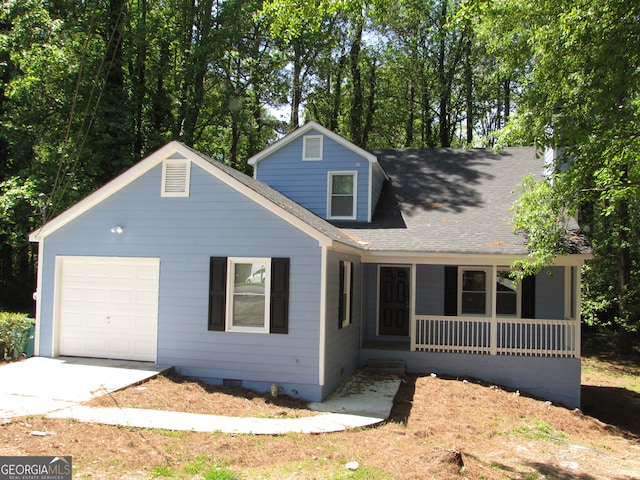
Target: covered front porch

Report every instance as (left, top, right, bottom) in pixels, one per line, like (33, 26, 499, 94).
(359, 256, 587, 408)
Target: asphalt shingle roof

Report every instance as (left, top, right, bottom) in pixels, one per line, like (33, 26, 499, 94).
(338, 147, 542, 255)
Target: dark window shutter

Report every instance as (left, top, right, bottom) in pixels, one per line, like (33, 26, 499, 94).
(208, 257, 227, 331)
(349, 262, 354, 325)
(338, 261, 345, 329)
(444, 266, 457, 316)
(521, 274, 536, 318)
(270, 258, 290, 334)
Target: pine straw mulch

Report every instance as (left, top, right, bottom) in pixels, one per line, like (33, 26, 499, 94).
(1, 355, 639, 479)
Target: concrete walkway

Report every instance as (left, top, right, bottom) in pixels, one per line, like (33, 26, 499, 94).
(1, 358, 401, 434)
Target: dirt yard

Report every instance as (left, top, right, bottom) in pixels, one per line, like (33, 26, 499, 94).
(1, 352, 639, 479)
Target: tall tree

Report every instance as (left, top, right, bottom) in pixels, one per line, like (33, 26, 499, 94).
(488, 0, 640, 353)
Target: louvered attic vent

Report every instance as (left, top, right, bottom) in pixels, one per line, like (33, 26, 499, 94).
(161, 159, 191, 197)
(303, 135, 323, 161)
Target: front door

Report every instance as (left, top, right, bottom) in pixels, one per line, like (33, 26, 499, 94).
(379, 266, 410, 336)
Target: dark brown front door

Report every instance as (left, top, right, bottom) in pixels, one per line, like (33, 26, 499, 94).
(379, 266, 410, 336)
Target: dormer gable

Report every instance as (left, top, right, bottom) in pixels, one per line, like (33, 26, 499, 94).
(247, 122, 388, 223)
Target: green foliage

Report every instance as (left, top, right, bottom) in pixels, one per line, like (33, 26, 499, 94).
(0, 312, 33, 359)
(509, 174, 576, 281)
(482, 0, 640, 350)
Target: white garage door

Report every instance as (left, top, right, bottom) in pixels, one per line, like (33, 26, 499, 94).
(57, 256, 160, 362)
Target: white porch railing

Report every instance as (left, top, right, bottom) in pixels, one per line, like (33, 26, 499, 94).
(413, 315, 579, 358)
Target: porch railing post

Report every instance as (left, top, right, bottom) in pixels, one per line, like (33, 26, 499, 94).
(490, 316, 497, 355)
(575, 269, 582, 357)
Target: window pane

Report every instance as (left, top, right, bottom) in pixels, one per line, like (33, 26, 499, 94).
(232, 261, 266, 328)
(332, 175, 354, 194)
(496, 271, 517, 315)
(462, 270, 486, 315)
(331, 196, 354, 217)
(462, 292, 486, 314)
(497, 293, 517, 315)
(463, 270, 486, 292)
(233, 296, 265, 326)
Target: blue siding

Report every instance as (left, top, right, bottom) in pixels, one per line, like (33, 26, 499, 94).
(37, 161, 326, 400)
(361, 263, 378, 342)
(371, 166, 386, 215)
(416, 265, 444, 315)
(255, 128, 372, 222)
(322, 251, 361, 397)
(535, 267, 565, 319)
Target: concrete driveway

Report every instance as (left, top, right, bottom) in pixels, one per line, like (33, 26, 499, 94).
(0, 356, 170, 422)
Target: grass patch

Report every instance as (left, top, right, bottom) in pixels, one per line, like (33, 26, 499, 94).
(240, 458, 391, 480)
(582, 354, 640, 394)
(156, 428, 188, 438)
(182, 455, 239, 479)
(503, 418, 567, 442)
(151, 465, 178, 478)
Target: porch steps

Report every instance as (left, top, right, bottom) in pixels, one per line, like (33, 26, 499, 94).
(366, 359, 406, 376)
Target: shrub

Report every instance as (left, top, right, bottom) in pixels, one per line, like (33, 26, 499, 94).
(0, 312, 34, 360)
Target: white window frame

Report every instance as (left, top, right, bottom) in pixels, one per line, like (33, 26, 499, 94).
(495, 269, 521, 317)
(161, 159, 191, 197)
(341, 260, 352, 328)
(302, 135, 323, 161)
(226, 257, 271, 334)
(458, 267, 491, 317)
(327, 171, 357, 220)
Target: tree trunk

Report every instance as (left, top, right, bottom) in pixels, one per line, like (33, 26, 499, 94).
(131, 0, 147, 158)
(617, 198, 633, 355)
(349, 18, 364, 146)
(290, 41, 303, 130)
(465, 36, 473, 145)
(362, 57, 376, 148)
(180, 0, 214, 145)
(503, 78, 511, 124)
(437, 0, 449, 147)
(329, 54, 346, 131)
(406, 80, 415, 146)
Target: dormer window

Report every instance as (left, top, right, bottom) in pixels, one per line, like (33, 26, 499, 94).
(328, 171, 357, 220)
(303, 135, 323, 161)
(161, 159, 191, 197)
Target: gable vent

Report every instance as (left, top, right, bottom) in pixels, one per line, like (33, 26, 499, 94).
(161, 159, 190, 197)
(303, 135, 323, 161)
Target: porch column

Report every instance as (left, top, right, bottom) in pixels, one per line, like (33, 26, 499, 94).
(490, 264, 497, 355)
(565, 265, 583, 357)
(575, 266, 582, 357)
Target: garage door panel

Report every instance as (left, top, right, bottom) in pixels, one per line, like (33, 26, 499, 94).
(57, 257, 159, 362)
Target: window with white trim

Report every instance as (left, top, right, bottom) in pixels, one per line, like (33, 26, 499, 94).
(161, 159, 191, 197)
(303, 135, 323, 160)
(208, 257, 289, 334)
(227, 258, 270, 333)
(459, 268, 489, 315)
(328, 172, 357, 220)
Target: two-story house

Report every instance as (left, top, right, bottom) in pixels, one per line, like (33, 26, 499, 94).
(29, 122, 590, 408)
